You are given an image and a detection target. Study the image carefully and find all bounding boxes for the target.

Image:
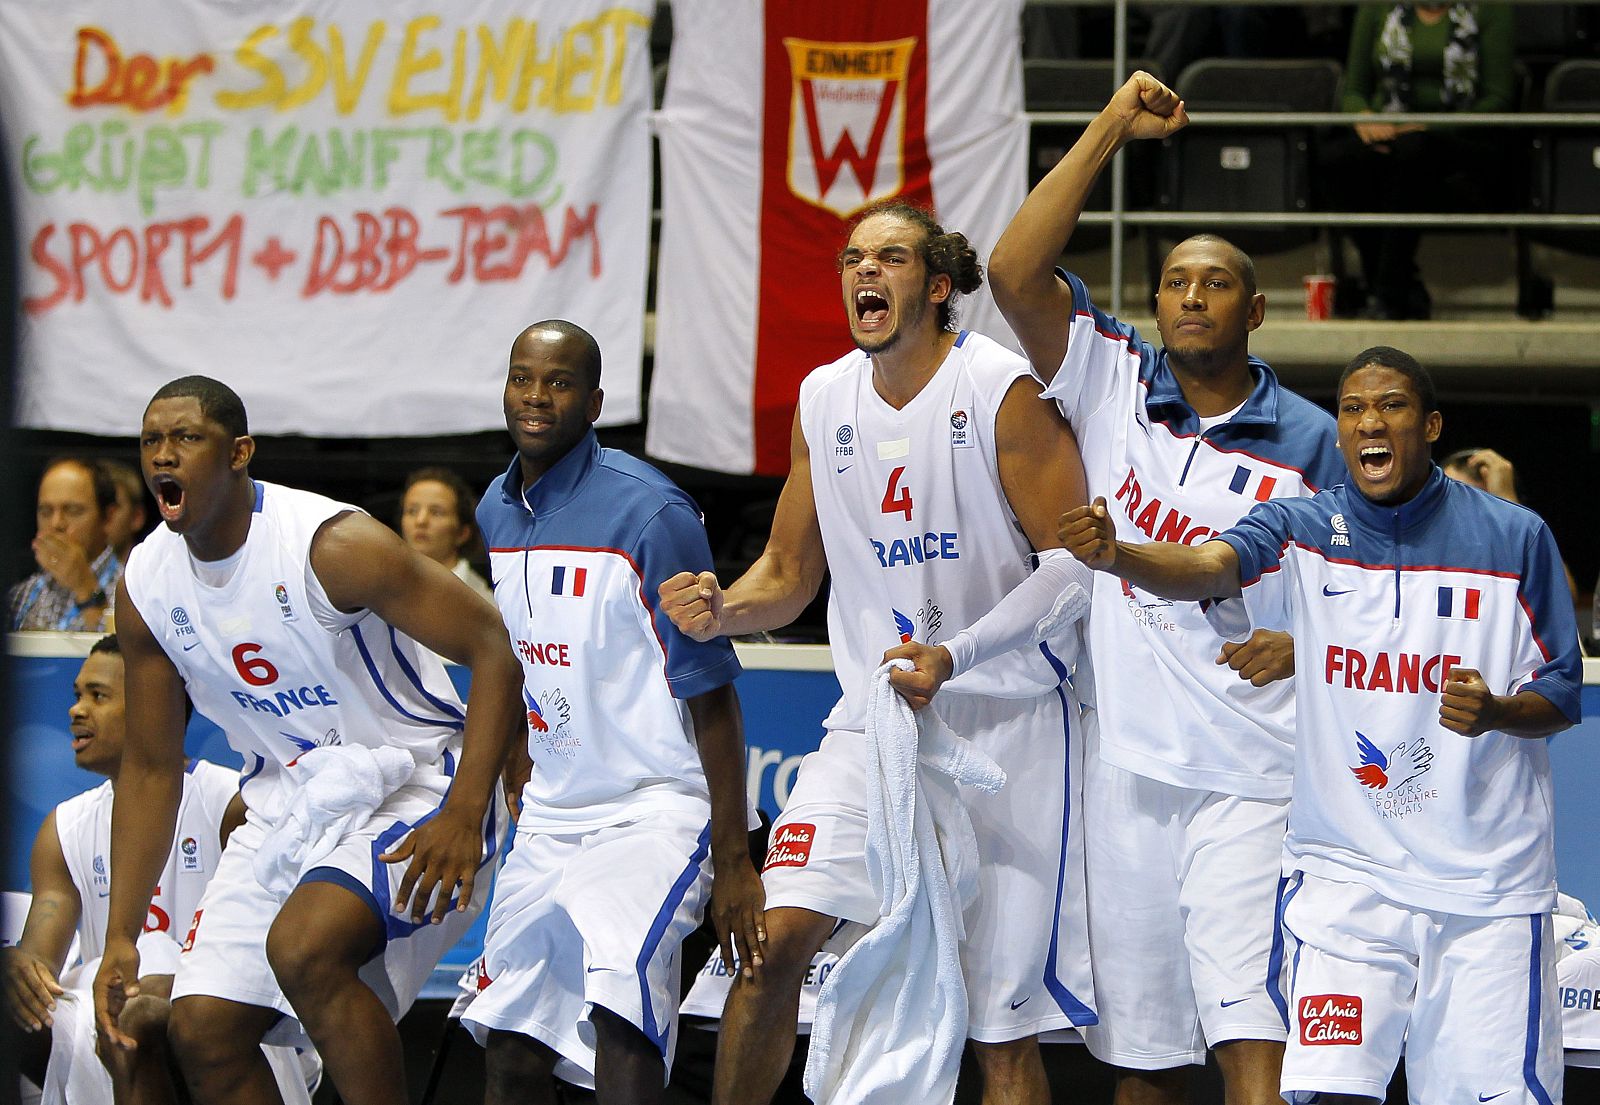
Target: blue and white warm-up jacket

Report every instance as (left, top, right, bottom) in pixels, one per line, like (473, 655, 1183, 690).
(477, 431, 743, 835)
(1217, 466, 1582, 917)
(1043, 271, 1344, 798)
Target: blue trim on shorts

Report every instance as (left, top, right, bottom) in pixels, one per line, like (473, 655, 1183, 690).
(299, 866, 388, 960)
(1041, 678, 1097, 1027)
(367, 782, 498, 943)
(386, 626, 466, 722)
(240, 753, 267, 789)
(349, 623, 464, 731)
(634, 821, 712, 1054)
(1266, 875, 1295, 1030)
(1523, 914, 1556, 1105)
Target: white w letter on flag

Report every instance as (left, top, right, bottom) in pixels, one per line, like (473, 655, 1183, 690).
(784, 38, 916, 217)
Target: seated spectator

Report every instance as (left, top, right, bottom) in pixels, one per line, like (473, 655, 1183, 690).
(398, 466, 492, 601)
(101, 461, 148, 568)
(1318, 2, 1515, 319)
(9, 458, 121, 632)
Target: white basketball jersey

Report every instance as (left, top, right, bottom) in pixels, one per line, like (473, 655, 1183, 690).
(54, 760, 237, 964)
(123, 482, 466, 820)
(802, 330, 1063, 732)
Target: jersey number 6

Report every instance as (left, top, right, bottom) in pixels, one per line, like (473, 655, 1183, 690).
(231, 642, 280, 686)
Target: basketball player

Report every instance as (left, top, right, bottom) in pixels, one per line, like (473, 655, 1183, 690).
(5, 635, 315, 1105)
(92, 376, 523, 1105)
(987, 71, 1344, 1105)
(1059, 347, 1581, 1104)
(461, 320, 761, 1105)
(659, 201, 1096, 1105)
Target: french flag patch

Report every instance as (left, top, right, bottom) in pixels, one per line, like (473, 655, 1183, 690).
(1228, 465, 1278, 502)
(1436, 585, 1481, 620)
(551, 565, 588, 597)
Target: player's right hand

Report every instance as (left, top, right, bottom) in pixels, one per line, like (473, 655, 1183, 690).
(93, 938, 142, 1050)
(1105, 71, 1188, 143)
(3, 947, 64, 1031)
(658, 571, 725, 642)
(883, 642, 954, 710)
(1058, 498, 1118, 571)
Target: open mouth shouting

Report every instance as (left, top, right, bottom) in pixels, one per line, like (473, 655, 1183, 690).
(854, 287, 890, 332)
(1357, 444, 1395, 484)
(152, 473, 186, 524)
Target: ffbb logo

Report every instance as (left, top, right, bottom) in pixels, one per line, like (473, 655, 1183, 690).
(1299, 994, 1362, 1045)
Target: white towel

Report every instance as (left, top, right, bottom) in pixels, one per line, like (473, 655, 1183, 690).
(252, 745, 416, 897)
(804, 661, 1005, 1105)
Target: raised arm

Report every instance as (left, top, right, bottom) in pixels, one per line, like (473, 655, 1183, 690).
(1060, 498, 1242, 600)
(5, 813, 81, 1032)
(659, 411, 827, 641)
(95, 582, 189, 1047)
(311, 511, 522, 923)
(989, 71, 1187, 380)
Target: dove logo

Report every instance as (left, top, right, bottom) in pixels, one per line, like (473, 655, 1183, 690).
(1350, 731, 1438, 818)
(893, 609, 914, 643)
(524, 687, 548, 733)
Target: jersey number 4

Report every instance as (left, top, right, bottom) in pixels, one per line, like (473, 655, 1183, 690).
(881, 466, 913, 521)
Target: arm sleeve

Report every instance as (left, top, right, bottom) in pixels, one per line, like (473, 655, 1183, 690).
(942, 549, 1094, 678)
(1341, 5, 1380, 113)
(1038, 270, 1143, 430)
(1509, 521, 1582, 723)
(1471, 4, 1517, 113)
(635, 501, 744, 700)
(1214, 500, 1296, 633)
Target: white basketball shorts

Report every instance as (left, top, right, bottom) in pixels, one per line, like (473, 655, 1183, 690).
(1081, 742, 1291, 1069)
(1279, 870, 1563, 1105)
(762, 687, 1095, 1042)
(171, 766, 502, 1048)
(459, 807, 713, 1090)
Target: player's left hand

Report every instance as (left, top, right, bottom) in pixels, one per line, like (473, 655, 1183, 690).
(883, 642, 954, 710)
(710, 857, 767, 980)
(1059, 498, 1118, 570)
(379, 805, 484, 923)
(1439, 667, 1501, 736)
(1217, 629, 1295, 686)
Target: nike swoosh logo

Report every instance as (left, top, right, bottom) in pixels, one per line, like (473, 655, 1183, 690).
(182, 641, 200, 651)
(1321, 586, 1356, 597)
(585, 965, 612, 974)
(1009, 996, 1031, 1010)
(1219, 997, 1249, 1008)
(836, 465, 853, 474)
(1479, 1093, 1509, 1102)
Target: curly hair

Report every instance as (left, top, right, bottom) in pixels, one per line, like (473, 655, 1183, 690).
(845, 201, 984, 331)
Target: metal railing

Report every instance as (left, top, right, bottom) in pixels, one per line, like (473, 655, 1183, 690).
(1023, 0, 1600, 312)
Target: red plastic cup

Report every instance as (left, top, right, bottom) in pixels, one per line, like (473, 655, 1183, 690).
(1303, 274, 1335, 321)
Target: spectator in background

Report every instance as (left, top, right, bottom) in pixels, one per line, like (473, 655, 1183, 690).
(1443, 446, 1581, 609)
(9, 458, 121, 632)
(102, 461, 148, 568)
(1319, 3, 1515, 320)
(399, 467, 493, 602)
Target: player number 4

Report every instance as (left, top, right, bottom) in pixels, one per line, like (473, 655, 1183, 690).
(881, 466, 913, 521)
(231, 642, 280, 686)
